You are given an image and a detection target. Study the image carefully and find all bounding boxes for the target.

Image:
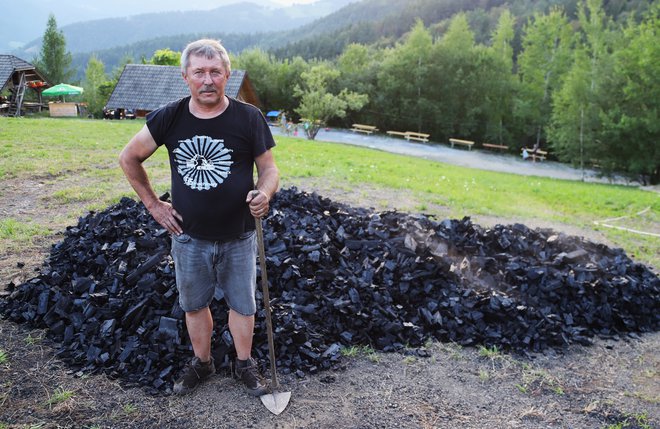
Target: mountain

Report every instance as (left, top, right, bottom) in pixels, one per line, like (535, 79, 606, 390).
(10, 0, 356, 58)
(1, 0, 266, 54)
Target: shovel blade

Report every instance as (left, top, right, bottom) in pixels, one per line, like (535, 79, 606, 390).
(260, 391, 291, 415)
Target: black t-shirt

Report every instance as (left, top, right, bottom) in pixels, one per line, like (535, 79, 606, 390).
(146, 96, 275, 241)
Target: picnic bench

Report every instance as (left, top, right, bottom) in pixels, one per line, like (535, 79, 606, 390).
(449, 138, 475, 150)
(351, 124, 378, 134)
(404, 132, 430, 143)
(386, 130, 430, 142)
(521, 147, 548, 162)
(386, 130, 409, 138)
(482, 143, 508, 152)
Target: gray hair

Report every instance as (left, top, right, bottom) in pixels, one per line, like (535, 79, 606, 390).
(180, 39, 231, 73)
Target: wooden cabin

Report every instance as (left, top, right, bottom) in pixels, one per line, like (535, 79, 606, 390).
(0, 55, 51, 116)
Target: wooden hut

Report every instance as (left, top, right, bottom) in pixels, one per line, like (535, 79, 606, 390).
(0, 55, 51, 116)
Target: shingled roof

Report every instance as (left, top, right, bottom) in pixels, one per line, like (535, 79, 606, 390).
(106, 64, 260, 112)
(0, 55, 49, 92)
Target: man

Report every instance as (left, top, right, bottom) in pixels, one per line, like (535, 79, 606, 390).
(119, 39, 279, 396)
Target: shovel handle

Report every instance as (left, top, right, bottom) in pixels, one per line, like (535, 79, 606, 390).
(255, 216, 280, 390)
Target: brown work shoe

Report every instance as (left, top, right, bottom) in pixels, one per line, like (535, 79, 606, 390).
(234, 357, 270, 396)
(173, 357, 215, 395)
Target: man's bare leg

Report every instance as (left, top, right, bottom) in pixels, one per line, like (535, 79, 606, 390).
(228, 309, 254, 359)
(185, 307, 213, 362)
(229, 309, 268, 395)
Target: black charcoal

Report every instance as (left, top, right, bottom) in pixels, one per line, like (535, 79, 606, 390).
(1, 189, 658, 395)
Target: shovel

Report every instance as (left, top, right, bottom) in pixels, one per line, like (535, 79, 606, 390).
(254, 214, 291, 415)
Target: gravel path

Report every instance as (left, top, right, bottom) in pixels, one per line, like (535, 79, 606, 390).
(272, 127, 637, 185)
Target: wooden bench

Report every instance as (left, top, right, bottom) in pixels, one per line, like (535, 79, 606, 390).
(521, 147, 548, 162)
(351, 124, 378, 134)
(386, 130, 408, 138)
(449, 138, 475, 150)
(482, 143, 508, 151)
(404, 131, 430, 143)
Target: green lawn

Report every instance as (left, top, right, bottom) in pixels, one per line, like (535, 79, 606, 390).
(1, 117, 657, 268)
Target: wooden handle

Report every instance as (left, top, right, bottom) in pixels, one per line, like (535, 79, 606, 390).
(255, 217, 279, 389)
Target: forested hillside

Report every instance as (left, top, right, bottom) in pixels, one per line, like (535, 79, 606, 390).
(271, 0, 651, 59)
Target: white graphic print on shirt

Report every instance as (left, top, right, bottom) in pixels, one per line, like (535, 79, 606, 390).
(173, 135, 233, 190)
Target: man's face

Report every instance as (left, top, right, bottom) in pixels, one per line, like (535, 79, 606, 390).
(183, 54, 230, 107)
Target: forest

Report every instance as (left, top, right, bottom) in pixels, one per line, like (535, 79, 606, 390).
(31, 0, 660, 184)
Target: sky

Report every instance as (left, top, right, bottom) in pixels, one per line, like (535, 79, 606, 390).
(1, 0, 321, 52)
(273, 0, 316, 4)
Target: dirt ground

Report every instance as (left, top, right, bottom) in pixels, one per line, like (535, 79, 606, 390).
(1, 176, 658, 429)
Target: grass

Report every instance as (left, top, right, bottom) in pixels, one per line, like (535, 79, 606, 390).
(0, 117, 658, 267)
(624, 390, 660, 405)
(122, 403, 138, 415)
(475, 347, 567, 397)
(0, 219, 50, 241)
(340, 345, 381, 363)
(401, 354, 417, 364)
(45, 387, 74, 407)
(519, 367, 565, 396)
(478, 345, 501, 359)
(25, 332, 43, 346)
(0, 349, 7, 365)
(604, 412, 652, 429)
(0, 425, 40, 429)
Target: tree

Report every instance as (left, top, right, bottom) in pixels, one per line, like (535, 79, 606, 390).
(375, 20, 433, 133)
(98, 55, 134, 108)
(428, 13, 483, 140)
(548, 45, 593, 168)
(294, 64, 368, 140)
(233, 49, 278, 110)
(150, 49, 180, 66)
(515, 7, 573, 149)
(337, 44, 377, 96)
(82, 56, 108, 118)
(482, 10, 518, 146)
(34, 14, 73, 84)
(599, 4, 660, 184)
(337, 43, 380, 127)
(274, 56, 310, 118)
(548, 0, 618, 178)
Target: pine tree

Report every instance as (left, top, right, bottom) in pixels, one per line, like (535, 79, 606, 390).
(35, 14, 73, 84)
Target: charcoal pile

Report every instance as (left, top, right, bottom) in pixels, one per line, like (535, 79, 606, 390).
(1, 187, 658, 394)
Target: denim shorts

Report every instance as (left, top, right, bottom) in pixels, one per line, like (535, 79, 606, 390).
(170, 231, 257, 315)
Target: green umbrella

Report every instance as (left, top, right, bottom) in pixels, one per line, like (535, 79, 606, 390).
(42, 83, 84, 101)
